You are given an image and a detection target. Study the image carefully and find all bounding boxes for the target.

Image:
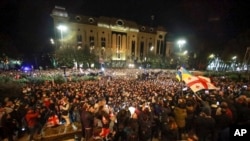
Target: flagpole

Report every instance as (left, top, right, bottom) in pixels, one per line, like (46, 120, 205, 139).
(177, 66, 183, 97)
(181, 81, 183, 97)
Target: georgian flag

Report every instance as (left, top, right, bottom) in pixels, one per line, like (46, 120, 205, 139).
(183, 75, 218, 93)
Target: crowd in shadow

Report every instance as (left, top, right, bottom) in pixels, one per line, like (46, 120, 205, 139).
(0, 69, 250, 141)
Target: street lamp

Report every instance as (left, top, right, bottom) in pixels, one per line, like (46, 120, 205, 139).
(177, 39, 186, 65)
(50, 38, 54, 44)
(209, 54, 215, 59)
(232, 56, 237, 60)
(177, 39, 186, 52)
(57, 25, 67, 47)
(208, 54, 215, 71)
(232, 56, 237, 71)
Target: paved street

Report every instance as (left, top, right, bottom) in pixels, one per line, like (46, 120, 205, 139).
(17, 135, 161, 141)
(17, 123, 82, 141)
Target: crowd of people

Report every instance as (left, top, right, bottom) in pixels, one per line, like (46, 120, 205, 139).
(0, 68, 250, 141)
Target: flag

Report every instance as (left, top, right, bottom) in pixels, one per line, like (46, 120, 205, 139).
(176, 70, 182, 81)
(47, 114, 60, 127)
(183, 75, 219, 93)
(176, 67, 219, 92)
(176, 67, 192, 81)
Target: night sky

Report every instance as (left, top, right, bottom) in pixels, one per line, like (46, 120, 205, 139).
(0, 0, 249, 57)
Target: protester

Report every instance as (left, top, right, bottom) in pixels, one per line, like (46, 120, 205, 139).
(25, 106, 42, 141)
(59, 97, 71, 126)
(0, 68, 250, 141)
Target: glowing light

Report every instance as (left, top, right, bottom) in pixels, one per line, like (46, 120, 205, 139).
(183, 50, 188, 55)
(101, 67, 105, 71)
(177, 39, 186, 51)
(128, 63, 135, 68)
(50, 38, 54, 44)
(21, 65, 32, 72)
(57, 25, 67, 32)
(209, 54, 215, 58)
(57, 25, 67, 46)
(128, 106, 136, 115)
(150, 46, 154, 51)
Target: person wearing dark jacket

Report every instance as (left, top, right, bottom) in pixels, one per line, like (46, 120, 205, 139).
(161, 116, 178, 141)
(214, 108, 231, 141)
(1, 113, 17, 141)
(234, 96, 250, 125)
(81, 103, 95, 141)
(125, 112, 139, 140)
(138, 106, 153, 141)
(193, 109, 216, 141)
(113, 108, 130, 141)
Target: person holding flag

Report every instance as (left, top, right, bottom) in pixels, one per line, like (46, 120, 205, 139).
(176, 66, 192, 82)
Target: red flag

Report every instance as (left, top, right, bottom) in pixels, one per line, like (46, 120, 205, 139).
(47, 115, 60, 127)
(183, 75, 218, 93)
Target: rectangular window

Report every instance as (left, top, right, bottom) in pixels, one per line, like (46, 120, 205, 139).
(131, 41, 135, 53)
(140, 42, 144, 60)
(148, 42, 152, 52)
(160, 41, 164, 55)
(89, 36, 94, 46)
(140, 42, 144, 54)
(101, 37, 106, 47)
(77, 35, 82, 43)
(131, 41, 135, 60)
(157, 40, 160, 54)
(117, 35, 121, 50)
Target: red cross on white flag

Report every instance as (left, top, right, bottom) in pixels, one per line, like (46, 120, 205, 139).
(183, 75, 218, 93)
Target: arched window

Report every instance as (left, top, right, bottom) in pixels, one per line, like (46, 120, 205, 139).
(88, 18, 95, 23)
(75, 16, 81, 21)
(116, 19, 124, 26)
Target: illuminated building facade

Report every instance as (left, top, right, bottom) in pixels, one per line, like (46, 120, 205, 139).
(51, 6, 173, 68)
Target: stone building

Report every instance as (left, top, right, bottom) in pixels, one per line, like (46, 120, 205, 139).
(51, 6, 173, 68)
